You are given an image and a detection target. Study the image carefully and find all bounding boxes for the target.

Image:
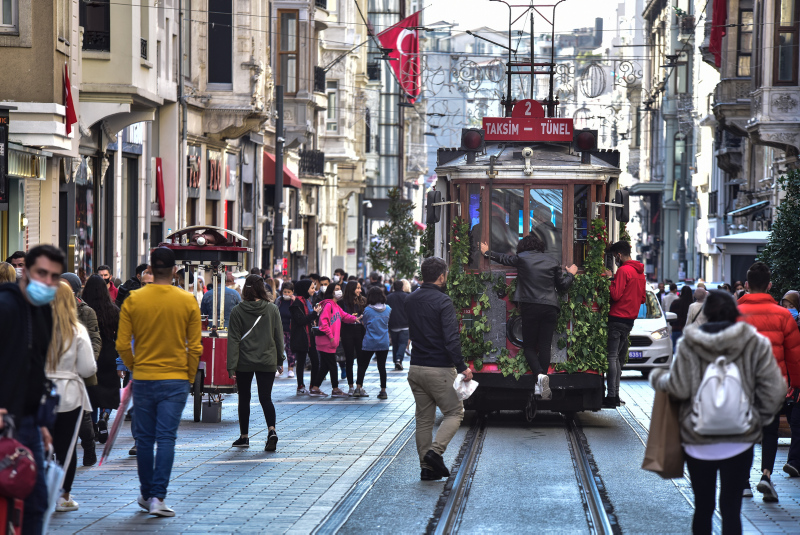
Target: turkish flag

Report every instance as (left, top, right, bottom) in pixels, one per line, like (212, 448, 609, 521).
(708, 0, 727, 68)
(63, 63, 78, 135)
(378, 12, 421, 102)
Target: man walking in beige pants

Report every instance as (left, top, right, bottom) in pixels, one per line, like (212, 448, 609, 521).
(405, 257, 473, 481)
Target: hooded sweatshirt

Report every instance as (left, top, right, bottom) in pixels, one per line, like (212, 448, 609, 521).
(608, 260, 646, 323)
(650, 321, 785, 446)
(316, 299, 358, 353)
(226, 299, 285, 375)
(362, 303, 392, 351)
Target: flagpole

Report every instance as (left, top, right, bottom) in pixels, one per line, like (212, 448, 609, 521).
(396, 0, 405, 198)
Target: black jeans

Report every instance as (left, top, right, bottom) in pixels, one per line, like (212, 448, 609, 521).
(53, 407, 82, 494)
(519, 302, 558, 376)
(390, 329, 410, 364)
(789, 402, 800, 468)
(295, 347, 319, 388)
(341, 324, 364, 387)
(686, 446, 753, 535)
(761, 414, 781, 475)
(235, 371, 276, 434)
(358, 350, 389, 388)
(607, 321, 633, 398)
(313, 351, 339, 389)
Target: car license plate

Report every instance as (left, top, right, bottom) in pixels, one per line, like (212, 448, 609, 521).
(628, 351, 644, 360)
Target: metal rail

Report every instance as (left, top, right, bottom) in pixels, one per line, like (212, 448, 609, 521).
(431, 415, 487, 535)
(565, 417, 615, 535)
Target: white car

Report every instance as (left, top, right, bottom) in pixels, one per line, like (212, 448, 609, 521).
(624, 289, 677, 377)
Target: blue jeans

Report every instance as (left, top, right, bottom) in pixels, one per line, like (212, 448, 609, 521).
(671, 330, 683, 353)
(133, 379, 189, 500)
(17, 416, 47, 535)
(390, 329, 409, 364)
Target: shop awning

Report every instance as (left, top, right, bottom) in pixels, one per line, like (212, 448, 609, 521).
(263, 151, 302, 189)
(726, 200, 768, 217)
(628, 181, 664, 195)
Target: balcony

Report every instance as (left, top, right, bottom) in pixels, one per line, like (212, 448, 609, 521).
(140, 38, 148, 60)
(712, 78, 751, 137)
(367, 62, 381, 81)
(83, 30, 110, 52)
(299, 149, 325, 176)
(315, 0, 327, 7)
(747, 86, 800, 155)
(678, 15, 695, 42)
(314, 66, 326, 94)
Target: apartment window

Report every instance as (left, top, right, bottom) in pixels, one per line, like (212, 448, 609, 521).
(278, 10, 299, 94)
(754, 2, 763, 86)
(674, 133, 687, 191)
(57, 0, 69, 43)
(737, 10, 753, 76)
(208, 0, 232, 86)
(365, 108, 372, 153)
(674, 51, 689, 94)
(183, 0, 191, 79)
(80, 0, 110, 51)
(631, 106, 640, 148)
(1, 0, 16, 33)
(326, 81, 338, 132)
(775, 0, 799, 84)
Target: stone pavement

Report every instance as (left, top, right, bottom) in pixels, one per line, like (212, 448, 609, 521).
(620, 372, 800, 534)
(50, 361, 417, 534)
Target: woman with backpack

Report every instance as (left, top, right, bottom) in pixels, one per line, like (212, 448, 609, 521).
(650, 290, 785, 534)
(227, 275, 285, 451)
(355, 287, 392, 399)
(308, 282, 360, 398)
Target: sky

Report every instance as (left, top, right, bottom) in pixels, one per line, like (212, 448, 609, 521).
(424, 0, 610, 37)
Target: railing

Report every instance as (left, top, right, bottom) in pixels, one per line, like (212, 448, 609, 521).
(714, 78, 751, 105)
(315, 0, 327, 9)
(708, 191, 718, 217)
(314, 66, 326, 93)
(299, 149, 325, 176)
(140, 38, 148, 60)
(367, 62, 381, 81)
(679, 15, 695, 35)
(83, 30, 110, 52)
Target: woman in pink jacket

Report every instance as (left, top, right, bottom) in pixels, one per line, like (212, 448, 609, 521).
(309, 282, 360, 397)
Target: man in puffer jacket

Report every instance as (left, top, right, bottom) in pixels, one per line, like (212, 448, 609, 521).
(736, 262, 800, 501)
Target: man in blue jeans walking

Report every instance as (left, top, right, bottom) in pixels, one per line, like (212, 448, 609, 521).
(117, 247, 202, 517)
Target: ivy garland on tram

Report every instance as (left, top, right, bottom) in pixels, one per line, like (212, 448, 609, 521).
(445, 216, 612, 378)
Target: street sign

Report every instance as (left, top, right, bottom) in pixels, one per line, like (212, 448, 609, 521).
(483, 100, 572, 142)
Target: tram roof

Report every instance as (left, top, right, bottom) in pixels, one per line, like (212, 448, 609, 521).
(436, 142, 621, 175)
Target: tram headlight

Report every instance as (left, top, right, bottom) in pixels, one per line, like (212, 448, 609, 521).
(650, 327, 669, 340)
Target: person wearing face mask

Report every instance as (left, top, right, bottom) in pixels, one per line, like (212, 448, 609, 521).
(603, 240, 646, 408)
(315, 276, 330, 306)
(0, 244, 66, 534)
(781, 291, 800, 328)
(276, 282, 296, 378)
(96, 264, 119, 302)
(6, 250, 26, 281)
(309, 282, 360, 398)
(333, 269, 346, 285)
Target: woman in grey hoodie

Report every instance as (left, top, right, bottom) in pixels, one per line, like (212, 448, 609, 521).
(650, 290, 785, 534)
(227, 275, 285, 451)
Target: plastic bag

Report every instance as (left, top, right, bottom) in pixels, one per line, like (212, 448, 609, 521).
(453, 374, 479, 401)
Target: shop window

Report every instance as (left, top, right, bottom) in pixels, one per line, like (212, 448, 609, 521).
(737, 10, 753, 77)
(208, 0, 232, 86)
(278, 10, 299, 94)
(774, 0, 799, 85)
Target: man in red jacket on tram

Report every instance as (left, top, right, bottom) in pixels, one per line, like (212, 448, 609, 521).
(736, 261, 800, 502)
(604, 241, 646, 408)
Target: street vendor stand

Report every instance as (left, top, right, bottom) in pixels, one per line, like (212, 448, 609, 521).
(160, 225, 251, 422)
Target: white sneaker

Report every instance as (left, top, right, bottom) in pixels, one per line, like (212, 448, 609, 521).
(275, 371, 281, 378)
(149, 497, 175, 517)
(288, 370, 295, 378)
(538, 374, 552, 400)
(743, 487, 753, 498)
(137, 494, 150, 511)
(534, 382, 541, 396)
(56, 495, 79, 512)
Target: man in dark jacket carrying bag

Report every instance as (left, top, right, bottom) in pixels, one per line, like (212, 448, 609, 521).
(406, 257, 472, 481)
(604, 240, 646, 408)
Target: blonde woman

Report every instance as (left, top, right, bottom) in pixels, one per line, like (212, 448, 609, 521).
(0, 261, 15, 284)
(47, 282, 97, 512)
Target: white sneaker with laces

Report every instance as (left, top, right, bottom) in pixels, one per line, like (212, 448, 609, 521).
(743, 487, 753, 498)
(56, 496, 79, 512)
(149, 497, 175, 517)
(137, 494, 150, 511)
(538, 374, 552, 400)
(275, 371, 281, 378)
(288, 370, 295, 378)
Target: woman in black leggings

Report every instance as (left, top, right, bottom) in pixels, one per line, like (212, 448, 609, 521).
(340, 281, 366, 395)
(227, 274, 286, 451)
(289, 279, 322, 394)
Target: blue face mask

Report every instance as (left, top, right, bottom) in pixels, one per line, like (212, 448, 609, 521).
(26, 278, 57, 306)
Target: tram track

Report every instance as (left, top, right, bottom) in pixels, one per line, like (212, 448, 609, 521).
(427, 412, 619, 535)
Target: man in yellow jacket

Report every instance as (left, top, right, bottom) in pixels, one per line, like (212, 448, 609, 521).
(117, 247, 202, 518)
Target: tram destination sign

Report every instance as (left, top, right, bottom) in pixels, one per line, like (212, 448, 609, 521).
(482, 117, 573, 142)
(482, 99, 573, 142)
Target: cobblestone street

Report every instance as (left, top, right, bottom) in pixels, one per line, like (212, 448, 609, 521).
(50, 370, 800, 534)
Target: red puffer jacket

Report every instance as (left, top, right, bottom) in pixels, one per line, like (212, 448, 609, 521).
(608, 260, 647, 320)
(737, 293, 800, 387)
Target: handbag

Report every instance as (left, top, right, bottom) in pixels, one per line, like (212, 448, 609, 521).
(0, 416, 37, 500)
(36, 380, 60, 430)
(642, 390, 685, 479)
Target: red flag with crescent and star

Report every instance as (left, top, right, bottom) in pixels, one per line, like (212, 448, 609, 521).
(63, 63, 78, 136)
(378, 12, 421, 103)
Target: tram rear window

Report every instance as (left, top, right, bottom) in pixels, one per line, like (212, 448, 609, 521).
(489, 188, 524, 260)
(529, 189, 563, 264)
(467, 184, 483, 268)
(489, 188, 563, 265)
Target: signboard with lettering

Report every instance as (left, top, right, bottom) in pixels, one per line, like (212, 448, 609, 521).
(482, 99, 573, 142)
